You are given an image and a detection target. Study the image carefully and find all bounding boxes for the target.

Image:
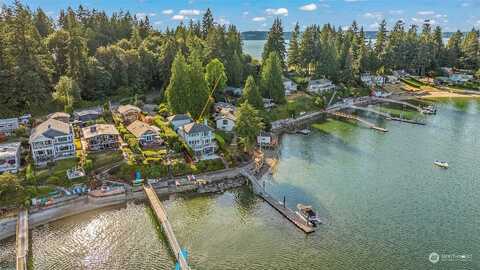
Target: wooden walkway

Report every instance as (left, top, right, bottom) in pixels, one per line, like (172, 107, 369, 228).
(16, 209, 28, 270)
(328, 112, 388, 132)
(349, 105, 426, 125)
(372, 97, 425, 113)
(144, 185, 190, 270)
(241, 170, 315, 234)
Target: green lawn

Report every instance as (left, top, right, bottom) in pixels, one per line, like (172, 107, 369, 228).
(264, 94, 319, 122)
(89, 151, 124, 170)
(35, 158, 78, 187)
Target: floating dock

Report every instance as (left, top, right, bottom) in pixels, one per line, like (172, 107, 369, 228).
(241, 171, 315, 234)
(144, 185, 191, 270)
(16, 209, 28, 270)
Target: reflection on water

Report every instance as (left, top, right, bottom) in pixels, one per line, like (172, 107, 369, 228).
(0, 99, 479, 269)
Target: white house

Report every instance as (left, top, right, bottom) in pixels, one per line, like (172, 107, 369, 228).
(168, 114, 193, 131)
(0, 118, 19, 135)
(386, 75, 400, 84)
(257, 132, 277, 148)
(361, 74, 386, 87)
(449, 73, 473, 84)
(127, 120, 161, 146)
(307, 79, 336, 94)
(178, 121, 216, 157)
(0, 142, 21, 174)
(29, 118, 76, 166)
(263, 98, 276, 110)
(283, 78, 297, 96)
(215, 108, 236, 132)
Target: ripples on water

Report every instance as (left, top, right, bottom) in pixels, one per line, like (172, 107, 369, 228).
(1, 99, 479, 270)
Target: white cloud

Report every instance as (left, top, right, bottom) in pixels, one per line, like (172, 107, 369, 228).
(149, 13, 157, 17)
(179, 9, 201, 16)
(389, 10, 404, 15)
(363, 12, 383, 20)
(162, 9, 174, 15)
(243, 11, 249, 16)
(265, 8, 288, 16)
(299, 3, 317, 11)
(476, 20, 480, 26)
(217, 17, 230, 25)
(253, 16, 267, 22)
(417, 11, 435, 16)
(154, 21, 162, 25)
(368, 22, 380, 30)
(345, 0, 364, 2)
(341, 25, 350, 31)
(172, 15, 185, 20)
(136, 12, 147, 18)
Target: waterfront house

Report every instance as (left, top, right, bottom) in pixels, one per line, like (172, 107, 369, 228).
(73, 108, 103, 125)
(0, 118, 19, 136)
(283, 78, 297, 96)
(449, 73, 473, 84)
(178, 120, 216, 157)
(168, 114, 193, 131)
(0, 142, 21, 174)
(214, 108, 236, 132)
(117, 104, 142, 124)
(126, 120, 162, 147)
(257, 132, 277, 148)
(29, 118, 76, 166)
(307, 79, 336, 94)
(47, 112, 70, 123)
(360, 74, 386, 87)
(386, 75, 400, 84)
(82, 124, 120, 152)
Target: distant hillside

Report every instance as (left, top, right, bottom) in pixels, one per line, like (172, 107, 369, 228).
(241, 31, 455, 40)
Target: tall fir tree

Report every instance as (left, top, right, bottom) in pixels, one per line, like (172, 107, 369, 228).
(287, 22, 301, 71)
(260, 52, 285, 104)
(240, 76, 263, 109)
(262, 18, 286, 69)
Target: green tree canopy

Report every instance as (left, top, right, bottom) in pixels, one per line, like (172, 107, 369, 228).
(235, 102, 264, 151)
(262, 18, 286, 69)
(205, 58, 227, 93)
(240, 75, 263, 109)
(260, 52, 285, 104)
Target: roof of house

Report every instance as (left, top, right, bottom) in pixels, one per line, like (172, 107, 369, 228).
(126, 120, 158, 138)
(215, 109, 236, 121)
(309, 79, 333, 85)
(168, 114, 192, 122)
(29, 118, 71, 142)
(117, 104, 141, 115)
(82, 124, 119, 139)
(0, 142, 21, 158)
(74, 108, 102, 117)
(182, 122, 212, 134)
(47, 112, 70, 119)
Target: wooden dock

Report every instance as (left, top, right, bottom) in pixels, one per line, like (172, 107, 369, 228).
(328, 111, 388, 132)
(16, 209, 28, 270)
(349, 105, 426, 125)
(241, 171, 315, 234)
(144, 185, 191, 270)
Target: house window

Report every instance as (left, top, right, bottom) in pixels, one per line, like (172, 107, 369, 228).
(223, 120, 228, 125)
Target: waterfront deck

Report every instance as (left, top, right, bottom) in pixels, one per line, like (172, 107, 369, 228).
(143, 185, 190, 270)
(241, 170, 315, 234)
(16, 209, 28, 270)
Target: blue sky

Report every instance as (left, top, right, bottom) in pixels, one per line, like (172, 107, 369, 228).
(5, 0, 480, 31)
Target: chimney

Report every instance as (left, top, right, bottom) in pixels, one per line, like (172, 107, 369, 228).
(90, 125, 97, 133)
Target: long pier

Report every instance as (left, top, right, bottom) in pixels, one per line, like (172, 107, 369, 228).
(372, 97, 425, 113)
(143, 185, 190, 270)
(328, 111, 388, 132)
(16, 209, 28, 270)
(348, 105, 426, 125)
(241, 170, 315, 234)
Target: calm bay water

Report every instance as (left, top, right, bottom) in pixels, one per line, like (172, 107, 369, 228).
(1, 98, 479, 269)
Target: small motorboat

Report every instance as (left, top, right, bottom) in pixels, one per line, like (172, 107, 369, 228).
(434, 160, 449, 168)
(296, 204, 322, 227)
(296, 129, 311, 135)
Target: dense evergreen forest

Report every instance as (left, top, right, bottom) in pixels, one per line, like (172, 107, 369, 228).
(0, 2, 254, 117)
(284, 20, 479, 84)
(0, 1, 479, 118)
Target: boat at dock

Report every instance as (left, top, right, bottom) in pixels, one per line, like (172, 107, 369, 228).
(296, 129, 311, 135)
(434, 160, 449, 168)
(295, 204, 322, 227)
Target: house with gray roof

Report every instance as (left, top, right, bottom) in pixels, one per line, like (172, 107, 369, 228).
(0, 118, 19, 136)
(178, 120, 216, 157)
(73, 108, 103, 125)
(127, 120, 161, 146)
(168, 114, 193, 131)
(29, 118, 75, 166)
(117, 104, 141, 124)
